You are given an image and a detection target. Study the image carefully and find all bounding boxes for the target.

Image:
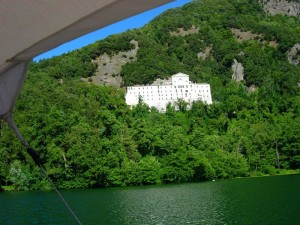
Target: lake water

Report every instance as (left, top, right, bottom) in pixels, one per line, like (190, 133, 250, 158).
(1, 174, 299, 225)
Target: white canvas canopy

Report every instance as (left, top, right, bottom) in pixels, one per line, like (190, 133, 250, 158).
(0, 0, 172, 145)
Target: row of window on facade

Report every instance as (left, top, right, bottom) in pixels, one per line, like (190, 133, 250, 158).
(127, 85, 209, 90)
(131, 92, 210, 98)
(137, 95, 210, 100)
(128, 89, 209, 95)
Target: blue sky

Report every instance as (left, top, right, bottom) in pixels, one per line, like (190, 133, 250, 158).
(34, 0, 192, 61)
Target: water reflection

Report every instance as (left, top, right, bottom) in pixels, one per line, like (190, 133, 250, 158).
(1, 174, 299, 225)
(78, 182, 229, 225)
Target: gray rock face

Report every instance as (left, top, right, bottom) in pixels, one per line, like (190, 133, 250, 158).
(232, 59, 244, 82)
(259, 0, 300, 16)
(170, 25, 199, 36)
(197, 46, 212, 60)
(231, 28, 279, 48)
(287, 43, 300, 65)
(247, 85, 257, 93)
(151, 78, 172, 86)
(81, 40, 138, 87)
(231, 28, 261, 42)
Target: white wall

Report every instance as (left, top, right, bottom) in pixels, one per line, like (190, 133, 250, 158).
(125, 73, 212, 111)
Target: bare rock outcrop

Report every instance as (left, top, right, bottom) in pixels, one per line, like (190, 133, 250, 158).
(247, 85, 257, 93)
(259, 0, 300, 16)
(231, 28, 262, 43)
(151, 78, 172, 86)
(287, 43, 300, 65)
(231, 28, 278, 48)
(197, 46, 212, 60)
(81, 40, 138, 87)
(232, 59, 244, 82)
(170, 25, 199, 37)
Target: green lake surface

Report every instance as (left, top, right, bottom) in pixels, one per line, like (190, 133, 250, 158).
(1, 174, 299, 225)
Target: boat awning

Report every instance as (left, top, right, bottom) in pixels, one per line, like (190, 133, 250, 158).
(0, 0, 173, 120)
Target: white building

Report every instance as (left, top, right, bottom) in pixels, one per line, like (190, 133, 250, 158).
(125, 72, 212, 112)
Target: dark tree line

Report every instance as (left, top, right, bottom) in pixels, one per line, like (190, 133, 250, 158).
(0, 0, 299, 191)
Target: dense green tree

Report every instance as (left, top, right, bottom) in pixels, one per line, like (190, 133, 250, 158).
(1, 0, 299, 190)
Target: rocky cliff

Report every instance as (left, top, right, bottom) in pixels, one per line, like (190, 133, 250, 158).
(81, 40, 138, 87)
(259, 0, 300, 16)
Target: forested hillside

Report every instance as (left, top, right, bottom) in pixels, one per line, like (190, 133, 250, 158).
(1, 0, 299, 191)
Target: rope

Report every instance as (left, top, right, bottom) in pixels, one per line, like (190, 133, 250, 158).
(26, 148, 83, 225)
(38, 165, 83, 225)
(4, 115, 83, 224)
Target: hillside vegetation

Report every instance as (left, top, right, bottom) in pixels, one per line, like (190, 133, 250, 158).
(0, 0, 299, 190)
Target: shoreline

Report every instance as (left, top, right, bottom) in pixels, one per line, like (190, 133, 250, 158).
(249, 169, 300, 178)
(1, 169, 300, 193)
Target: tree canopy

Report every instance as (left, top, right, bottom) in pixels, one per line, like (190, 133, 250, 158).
(0, 0, 299, 190)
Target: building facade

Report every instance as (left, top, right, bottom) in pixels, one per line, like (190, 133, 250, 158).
(125, 73, 212, 111)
